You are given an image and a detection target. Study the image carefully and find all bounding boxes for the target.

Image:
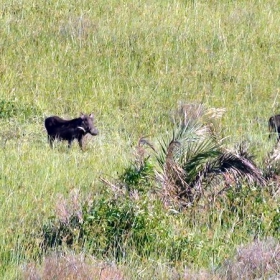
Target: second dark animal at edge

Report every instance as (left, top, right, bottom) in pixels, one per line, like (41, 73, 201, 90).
(268, 114, 280, 141)
(44, 113, 99, 150)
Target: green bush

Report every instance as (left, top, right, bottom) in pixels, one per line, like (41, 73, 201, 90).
(120, 157, 154, 192)
(40, 193, 161, 259)
(35, 181, 279, 269)
(83, 196, 153, 259)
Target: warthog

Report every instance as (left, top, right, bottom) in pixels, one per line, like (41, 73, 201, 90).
(44, 113, 99, 150)
(268, 114, 280, 140)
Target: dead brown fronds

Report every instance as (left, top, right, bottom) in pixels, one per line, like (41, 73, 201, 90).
(22, 251, 125, 280)
(159, 140, 193, 208)
(220, 237, 280, 279)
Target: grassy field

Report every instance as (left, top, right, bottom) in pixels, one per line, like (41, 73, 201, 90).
(1, 0, 280, 279)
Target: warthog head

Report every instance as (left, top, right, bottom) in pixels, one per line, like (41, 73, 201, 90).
(80, 113, 99, 136)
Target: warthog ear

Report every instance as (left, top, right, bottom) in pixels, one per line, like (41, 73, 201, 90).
(77, 126, 86, 132)
(80, 113, 85, 119)
(89, 113, 94, 119)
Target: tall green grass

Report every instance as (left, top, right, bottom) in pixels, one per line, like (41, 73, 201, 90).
(1, 0, 280, 278)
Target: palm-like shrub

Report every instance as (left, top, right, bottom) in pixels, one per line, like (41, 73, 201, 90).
(156, 105, 265, 208)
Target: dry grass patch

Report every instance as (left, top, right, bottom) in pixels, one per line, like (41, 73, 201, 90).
(220, 237, 280, 279)
(22, 251, 124, 280)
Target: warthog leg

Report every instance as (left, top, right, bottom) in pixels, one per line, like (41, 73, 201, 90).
(48, 135, 55, 148)
(68, 139, 73, 148)
(78, 137, 84, 151)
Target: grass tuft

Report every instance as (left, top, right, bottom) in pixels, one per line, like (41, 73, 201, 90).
(22, 251, 124, 280)
(220, 237, 280, 279)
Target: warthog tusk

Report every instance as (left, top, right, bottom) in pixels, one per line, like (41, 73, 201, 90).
(77, 126, 86, 133)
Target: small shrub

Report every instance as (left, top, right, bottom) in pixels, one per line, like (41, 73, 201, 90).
(120, 157, 154, 192)
(82, 195, 159, 260)
(119, 137, 155, 192)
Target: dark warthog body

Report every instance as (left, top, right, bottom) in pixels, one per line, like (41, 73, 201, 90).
(269, 114, 280, 140)
(45, 113, 98, 150)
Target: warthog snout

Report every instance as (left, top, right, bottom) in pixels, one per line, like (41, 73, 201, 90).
(90, 127, 99, 136)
